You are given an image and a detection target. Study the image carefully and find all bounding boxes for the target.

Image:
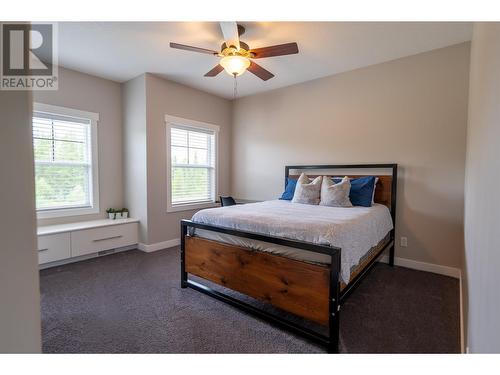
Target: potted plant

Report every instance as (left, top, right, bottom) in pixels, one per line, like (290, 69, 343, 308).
(106, 208, 117, 219)
(120, 208, 129, 219)
(106, 208, 129, 219)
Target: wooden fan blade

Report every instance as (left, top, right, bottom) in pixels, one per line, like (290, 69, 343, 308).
(247, 61, 274, 81)
(250, 42, 299, 58)
(170, 42, 218, 55)
(204, 64, 224, 77)
(219, 22, 240, 49)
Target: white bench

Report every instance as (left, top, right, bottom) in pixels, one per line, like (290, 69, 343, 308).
(37, 218, 139, 268)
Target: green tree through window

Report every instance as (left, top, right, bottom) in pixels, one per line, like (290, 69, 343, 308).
(170, 125, 216, 206)
(33, 115, 92, 210)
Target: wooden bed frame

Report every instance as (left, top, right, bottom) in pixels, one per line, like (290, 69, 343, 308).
(180, 164, 398, 353)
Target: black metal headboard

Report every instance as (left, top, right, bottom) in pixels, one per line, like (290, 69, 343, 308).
(284, 163, 398, 228)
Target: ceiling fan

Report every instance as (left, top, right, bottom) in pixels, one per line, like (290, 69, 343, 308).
(170, 22, 299, 81)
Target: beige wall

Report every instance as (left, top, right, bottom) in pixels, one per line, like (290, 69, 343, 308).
(0, 90, 41, 353)
(30, 43, 470, 270)
(464, 23, 500, 353)
(34, 67, 124, 226)
(144, 73, 232, 244)
(122, 75, 149, 242)
(121, 73, 232, 245)
(232, 43, 470, 269)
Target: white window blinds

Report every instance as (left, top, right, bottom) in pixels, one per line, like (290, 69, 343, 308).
(32, 112, 93, 211)
(170, 125, 216, 206)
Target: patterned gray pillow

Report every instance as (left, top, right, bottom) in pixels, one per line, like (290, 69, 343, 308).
(319, 176, 353, 207)
(291, 173, 322, 205)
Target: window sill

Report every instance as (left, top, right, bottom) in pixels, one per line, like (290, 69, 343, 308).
(167, 202, 218, 213)
(36, 206, 100, 219)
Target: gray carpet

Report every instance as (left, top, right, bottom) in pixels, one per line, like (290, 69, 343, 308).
(40, 247, 460, 353)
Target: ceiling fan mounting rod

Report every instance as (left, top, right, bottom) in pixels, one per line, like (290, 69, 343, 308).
(237, 24, 245, 37)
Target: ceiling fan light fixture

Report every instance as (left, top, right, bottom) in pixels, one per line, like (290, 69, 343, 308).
(220, 55, 250, 77)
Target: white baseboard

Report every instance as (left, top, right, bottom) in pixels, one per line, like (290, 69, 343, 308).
(138, 238, 180, 253)
(379, 255, 461, 279)
(459, 273, 465, 353)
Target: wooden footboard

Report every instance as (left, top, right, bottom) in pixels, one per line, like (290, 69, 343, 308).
(185, 236, 331, 325)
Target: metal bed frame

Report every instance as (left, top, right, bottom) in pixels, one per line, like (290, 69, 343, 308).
(180, 163, 398, 353)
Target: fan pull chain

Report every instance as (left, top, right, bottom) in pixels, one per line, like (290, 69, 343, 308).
(233, 73, 238, 99)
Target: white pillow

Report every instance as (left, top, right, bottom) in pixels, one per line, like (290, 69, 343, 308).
(291, 173, 322, 205)
(372, 177, 379, 204)
(320, 176, 353, 207)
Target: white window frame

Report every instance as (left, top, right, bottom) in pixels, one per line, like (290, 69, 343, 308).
(165, 115, 219, 213)
(33, 103, 100, 219)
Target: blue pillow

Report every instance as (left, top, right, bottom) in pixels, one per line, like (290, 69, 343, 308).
(333, 176, 376, 207)
(280, 178, 297, 200)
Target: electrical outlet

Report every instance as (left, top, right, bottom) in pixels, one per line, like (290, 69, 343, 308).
(400, 236, 408, 247)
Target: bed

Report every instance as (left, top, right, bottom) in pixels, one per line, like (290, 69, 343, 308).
(180, 164, 398, 353)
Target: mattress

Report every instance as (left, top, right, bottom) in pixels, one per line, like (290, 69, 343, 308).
(191, 200, 393, 284)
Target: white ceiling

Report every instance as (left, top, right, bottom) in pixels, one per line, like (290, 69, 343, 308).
(56, 22, 472, 99)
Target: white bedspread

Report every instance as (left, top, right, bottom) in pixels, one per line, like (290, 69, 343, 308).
(191, 200, 393, 284)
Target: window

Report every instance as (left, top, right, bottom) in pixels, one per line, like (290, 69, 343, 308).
(166, 115, 219, 212)
(33, 103, 99, 218)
